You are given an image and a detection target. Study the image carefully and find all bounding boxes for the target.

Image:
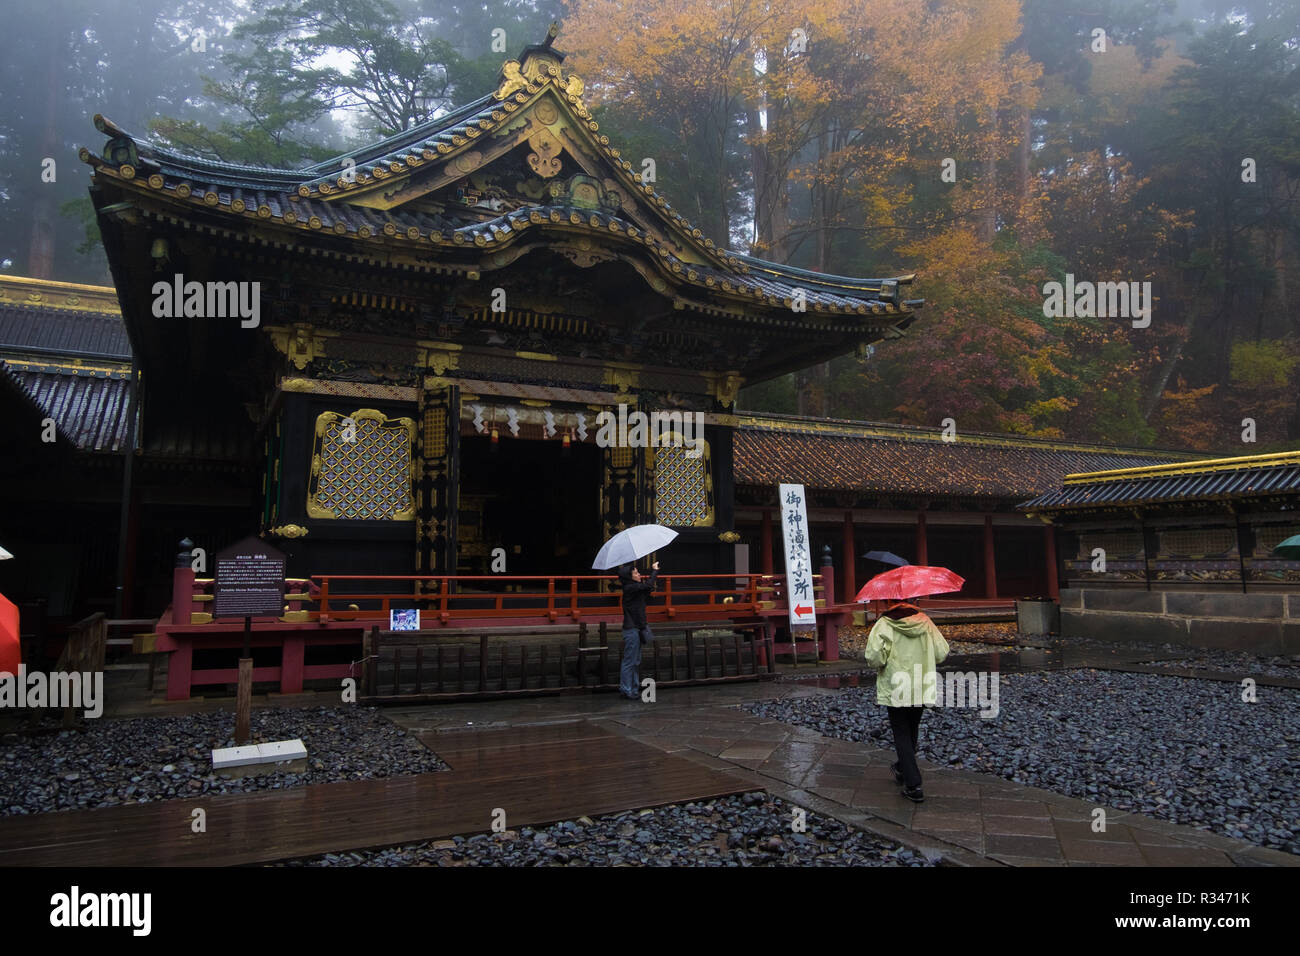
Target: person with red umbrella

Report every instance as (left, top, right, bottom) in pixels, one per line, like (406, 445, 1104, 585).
(857, 565, 962, 803)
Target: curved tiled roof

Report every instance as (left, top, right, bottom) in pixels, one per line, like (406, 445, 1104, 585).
(1020, 451, 1300, 510)
(0, 363, 133, 452)
(734, 415, 1189, 500)
(0, 302, 130, 359)
(79, 40, 920, 321)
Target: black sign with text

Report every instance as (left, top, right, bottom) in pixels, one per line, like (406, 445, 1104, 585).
(212, 537, 286, 618)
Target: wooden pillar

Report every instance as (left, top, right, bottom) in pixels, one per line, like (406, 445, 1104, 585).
(122, 489, 140, 617)
(281, 634, 305, 694)
(235, 658, 252, 744)
(983, 515, 997, 599)
(166, 639, 192, 701)
(841, 511, 856, 603)
(819, 545, 838, 661)
(915, 512, 928, 566)
(760, 508, 774, 575)
(1044, 523, 1059, 599)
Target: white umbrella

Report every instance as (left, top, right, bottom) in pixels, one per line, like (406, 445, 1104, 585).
(0, 545, 12, 560)
(592, 524, 678, 570)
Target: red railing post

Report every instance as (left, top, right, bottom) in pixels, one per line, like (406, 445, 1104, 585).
(318, 578, 330, 623)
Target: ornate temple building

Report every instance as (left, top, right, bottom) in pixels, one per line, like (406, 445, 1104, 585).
(76, 28, 923, 589)
(8, 27, 1250, 680)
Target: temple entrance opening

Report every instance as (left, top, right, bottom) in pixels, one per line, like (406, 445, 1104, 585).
(457, 432, 603, 578)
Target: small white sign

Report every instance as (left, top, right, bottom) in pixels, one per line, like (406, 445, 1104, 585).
(778, 483, 816, 629)
(390, 609, 421, 631)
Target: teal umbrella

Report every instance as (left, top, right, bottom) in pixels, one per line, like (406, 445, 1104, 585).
(1273, 534, 1300, 559)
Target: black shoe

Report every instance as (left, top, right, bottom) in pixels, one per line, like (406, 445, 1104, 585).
(891, 762, 904, 784)
(902, 785, 924, 803)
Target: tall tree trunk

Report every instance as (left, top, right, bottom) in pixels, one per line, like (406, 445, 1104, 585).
(980, 138, 997, 243)
(748, 108, 788, 261)
(27, 45, 60, 278)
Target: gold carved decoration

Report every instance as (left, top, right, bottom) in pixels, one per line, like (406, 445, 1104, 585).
(565, 74, 585, 98)
(603, 365, 639, 395)
(307, 409, 416, 521)
(428, 350, 458, 375)
(708, 371, 744, 409)
(268, 324, 337, 370)
(527, 127, 562, 178)
(718, 531, 741, 543)
(495, 61, 529, 100)
(559, 245, 615, 269)
(450, 150, 483, 176)
(534, 99, 559, 125)
(268, 524, 310, 539)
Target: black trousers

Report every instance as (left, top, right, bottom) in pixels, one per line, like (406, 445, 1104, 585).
(887, 706, 925, 789)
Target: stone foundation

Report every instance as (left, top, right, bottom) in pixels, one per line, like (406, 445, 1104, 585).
(1060, 588, 1300, 654)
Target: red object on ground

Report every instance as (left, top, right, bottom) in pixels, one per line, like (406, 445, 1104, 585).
(0, 593, 19, 676)
(854, 566, 965, 602)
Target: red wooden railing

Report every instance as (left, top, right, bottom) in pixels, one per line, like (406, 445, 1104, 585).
(165, 570, 841, 630)
(307, 573, 816, 625)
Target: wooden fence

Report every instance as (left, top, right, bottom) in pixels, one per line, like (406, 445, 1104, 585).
(358, 621, 774, 704)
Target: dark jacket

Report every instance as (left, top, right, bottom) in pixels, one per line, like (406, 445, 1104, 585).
(620, 570, 657, 630)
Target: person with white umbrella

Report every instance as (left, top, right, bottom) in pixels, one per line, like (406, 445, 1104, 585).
(594, 524, 677, 700)
(617, 560, 659, 700)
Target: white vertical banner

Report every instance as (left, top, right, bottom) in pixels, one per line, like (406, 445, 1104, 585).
(778, 483, 816, 630)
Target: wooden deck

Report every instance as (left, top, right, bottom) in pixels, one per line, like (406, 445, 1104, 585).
(0, 722, 752, 866)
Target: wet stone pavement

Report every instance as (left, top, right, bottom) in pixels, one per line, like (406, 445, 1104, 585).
(276, 793, 936, 867)
(386, 639, 1300, 867)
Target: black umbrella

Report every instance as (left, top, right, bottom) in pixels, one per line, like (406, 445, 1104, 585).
(862, 550, 909, 567)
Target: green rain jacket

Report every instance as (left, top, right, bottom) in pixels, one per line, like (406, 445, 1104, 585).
(863, 611, 950, 708)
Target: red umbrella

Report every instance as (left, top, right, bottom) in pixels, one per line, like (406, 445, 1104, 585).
(854, 565, 965, 602)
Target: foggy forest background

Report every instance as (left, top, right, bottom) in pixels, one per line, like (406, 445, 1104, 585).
(2, 0, 1298, 454)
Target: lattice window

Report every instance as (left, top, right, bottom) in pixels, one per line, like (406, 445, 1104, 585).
(422, 406, 446, 459)
(1159, 528, 1235, 557)
(610, 446, 636, 469)
(307, 409, 415, 520)
(653, 435, 713, 527)
(1079, 532, 1144, 558)
(1254, 524, 1300, 553)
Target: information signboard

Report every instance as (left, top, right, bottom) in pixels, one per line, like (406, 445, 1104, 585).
(778, 483, 817, 630)
(213, 537, 286, 619)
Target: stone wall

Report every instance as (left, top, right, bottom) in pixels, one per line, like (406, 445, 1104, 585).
(1060, 588, 1300, 655)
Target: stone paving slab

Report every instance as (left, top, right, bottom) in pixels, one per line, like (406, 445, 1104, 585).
(377, 671, 1300, 868)
(530, 682, 1300, 868)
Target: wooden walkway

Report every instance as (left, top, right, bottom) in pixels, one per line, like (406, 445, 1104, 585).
(0, 722, 751, 866)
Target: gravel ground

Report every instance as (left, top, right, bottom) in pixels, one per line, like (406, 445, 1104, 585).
(1058, 638, 1300, 680)
(839, 622, 1019, 657)
(0, 706, 447, 815)
(275, 793, 937, 866)
(744, 670, 1300, 855)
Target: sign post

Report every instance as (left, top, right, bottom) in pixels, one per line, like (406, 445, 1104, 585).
(213, 537, 286, 745)
(778, 483, 816, 663)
